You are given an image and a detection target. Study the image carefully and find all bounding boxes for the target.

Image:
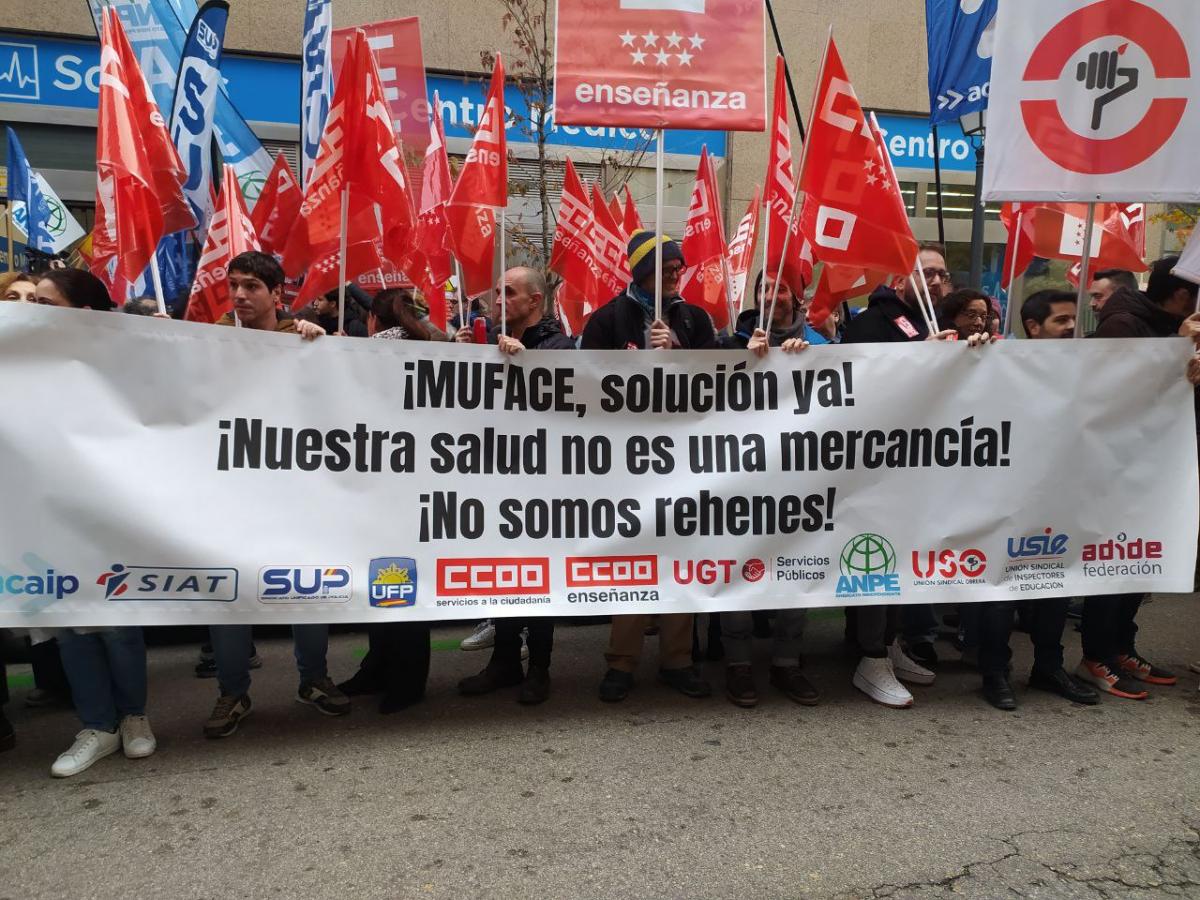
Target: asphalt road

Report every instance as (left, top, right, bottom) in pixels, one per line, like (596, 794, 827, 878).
(2, 596, 1199, 899)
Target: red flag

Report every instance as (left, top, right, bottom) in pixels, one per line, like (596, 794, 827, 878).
(808, 265, 888, 329)
(293, 240, 383, 311)
(93, 8, 195, 286)
(622, 186, 643, 237)
(797, 39, 917, 277)
(680, 146, 730, 329)
(763, 56, 813, 297)
(606, 195, 625, 240)
(556, 281, 596, 336)
(186, 165, 261, 323)
(1002, 201, 1148, 288)
(415, 93, 454, 288)
(446, 55, 507, 296)
(590, 183, 632, 297)
(251, 153, 302, 258)
(550, 159, 601, 302)
(726, 187, 760, 315)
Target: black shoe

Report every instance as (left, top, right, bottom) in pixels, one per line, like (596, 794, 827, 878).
(725, 664, 759, 708)
(906, 640, 938, 669)
(378, 691, 424, 715)
(0, 712, 14, 752)
(1029, 666, 1099, 705)
(983, 673, 1017, 711)
(598, 668, 634, 702)
(769, 664, 820, 706)
(658, 665, 712, 698)
(458, 663, 524, 696)
(518, 665, 551, 705)
(337, 670, 384, 697)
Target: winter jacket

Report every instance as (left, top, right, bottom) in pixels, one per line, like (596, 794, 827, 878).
(721, 307, 812, 349)
(580, 290, 717, 350)
(216, 312, 297, 332)
(840, 286, 930, 345)
(489, 316, 575, 350)
(1091, 288, 1184, 339)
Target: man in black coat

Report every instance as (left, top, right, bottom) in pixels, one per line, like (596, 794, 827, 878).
(1076, 256, 1196, 700)
(454, 266, 572, 705)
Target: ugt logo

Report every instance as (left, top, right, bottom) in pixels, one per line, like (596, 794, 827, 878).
(835, 534, 900, 598)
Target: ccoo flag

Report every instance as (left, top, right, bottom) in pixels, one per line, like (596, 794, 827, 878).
(186, 164, 260, 323)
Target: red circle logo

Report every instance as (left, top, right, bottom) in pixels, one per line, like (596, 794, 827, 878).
(742, 559, 765, 582)
(1020, 0, 1190, 175)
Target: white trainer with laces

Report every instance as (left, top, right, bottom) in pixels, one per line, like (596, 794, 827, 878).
(889, 639, 936, 685)
(51, 728, 122, 778)
(460, 620, 496, 651)
(120, 715, 157, 759)
(853, 656, 914, 708)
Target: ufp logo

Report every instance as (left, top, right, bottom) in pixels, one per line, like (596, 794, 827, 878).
(437, 557, 550, 597)
(258, 567, 352, 604)
(835, 534, 900, 598)
(97, 564, 238, 602)
(369, 558, 418, 608)
(565, 555, 657, 588)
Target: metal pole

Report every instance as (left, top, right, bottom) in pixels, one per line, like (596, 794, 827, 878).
(968, 143, 986, 289)
(1003, 211, 1023, 337)
(653, 128, 664, 323)
(499, 205, 507, 337)
(764, 0, 806, 140)
(1074, 203, 1097, 338)
(336, 185, 349, 335)
(930, 125, 946, 245)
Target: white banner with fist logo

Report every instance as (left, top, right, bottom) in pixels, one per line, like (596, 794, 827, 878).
(0, 304, 1195, 627)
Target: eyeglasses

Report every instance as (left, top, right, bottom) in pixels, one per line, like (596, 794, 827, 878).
(957, 310, 989, 322)
(922, 267, 950, 283)
(662, 263, 685, 278)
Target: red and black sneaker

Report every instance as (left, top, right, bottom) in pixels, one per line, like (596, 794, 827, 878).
(1075, 659, 1149, 700)
(1116, 652, 1177, 686)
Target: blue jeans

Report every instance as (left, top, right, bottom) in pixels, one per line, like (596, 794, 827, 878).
(57, 628, 147, 732)
(209, 624, 329, 697)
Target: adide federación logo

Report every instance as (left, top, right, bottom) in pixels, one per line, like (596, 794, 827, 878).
(835, 533, 900, 598)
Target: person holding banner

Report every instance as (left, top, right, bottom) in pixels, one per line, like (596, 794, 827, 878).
(583, 231, 715, 702)
(1020, 290, 1077, 340)
(33, 269, 116, 312)
(722, 272, 822, 354)
(0, 271, 37, 302)
(937, 289, 992, 341)
(455, 267, 572, 705)
(214, 253, 324, 339)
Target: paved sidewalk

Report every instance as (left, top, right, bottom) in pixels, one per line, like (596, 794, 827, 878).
(2, 596, 1199, 899)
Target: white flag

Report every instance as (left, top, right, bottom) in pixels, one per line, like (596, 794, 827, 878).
(1173, 228, 1200, 286)
(11, 174, 87, 255)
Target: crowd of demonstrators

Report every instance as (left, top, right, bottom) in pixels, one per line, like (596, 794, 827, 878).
(4, 233, 1200, 776)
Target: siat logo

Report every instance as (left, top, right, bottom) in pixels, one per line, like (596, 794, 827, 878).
(98, 564, 238, 602)
(1019, 0, 1190, 175)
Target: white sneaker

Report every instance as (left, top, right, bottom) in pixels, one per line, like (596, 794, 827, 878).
(889, 639, 936, 685)
(853, 656, 914, 708)
(51, 728, 121, 778)
(460, 620, 495, 651)
(120, 715, 157, 759)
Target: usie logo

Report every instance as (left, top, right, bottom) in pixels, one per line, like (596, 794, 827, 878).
(370, 557, 418, 608)
(1006, 527, 1069, 560)
(97, 564, 238, 602)
(912, 549, 987, 580)
(259, 567, 352, 604)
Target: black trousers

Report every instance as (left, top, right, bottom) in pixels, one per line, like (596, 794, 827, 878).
(358, 622, 431, 704)
(960, 601, 1014, 675)
(844, 605, 898, 658)
(1026, 597, 1069, 671)
(493, 617, 553, 669)
(30, 638, 69, 696)
(1081, 593, 1143, 662)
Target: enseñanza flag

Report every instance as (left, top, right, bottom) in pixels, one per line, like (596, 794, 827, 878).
(763, 56, 813, 298)
(251, 153, 302, 258)
(293, 240, 384, 311)
(446, 55, 507, 297)
(550, 158, 602, 304)
(726, 187, 760, 314)
(186, 164, 261, 323)
(415, 93, 454, 291)
(93, 7, 196, 289)
(798, 38, 917, 278)
(679, 146, 731, 329)
(590, 183, 632, 297)
(553, 0, 766, 130)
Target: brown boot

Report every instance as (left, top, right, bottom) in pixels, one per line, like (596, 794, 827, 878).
(769, 665, 820, 706)
(725, 663, 758, 708)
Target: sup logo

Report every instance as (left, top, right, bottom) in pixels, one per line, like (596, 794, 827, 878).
(835, 533, 900, 598)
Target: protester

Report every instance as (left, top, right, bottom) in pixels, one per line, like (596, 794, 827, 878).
(938, 288, 992, 340)
(454, 267, 572, 704)
(0, 271, 37, 302)
(723, 271, 823, 352)
(204, 251, 341, 738)
(1020, 290, 1077, 339)
(303, 286, 369, 336)
(34, 269, 116, 311)
(1075, 256, 1196, 700)
(122, 296, 161, 316)
(368, 288, 437, 341)
(1087, 268, 1138, 315)
(582, 231, 714, 702)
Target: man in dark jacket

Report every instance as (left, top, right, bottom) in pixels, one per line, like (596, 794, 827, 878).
(1077, 256, 1196, 699)
(305, 285, 369, 337)
(454, 266, 571, 705)
(582, 230, 713, 702)
(842, 243, 955, 345)
(722, 270, 824, 352)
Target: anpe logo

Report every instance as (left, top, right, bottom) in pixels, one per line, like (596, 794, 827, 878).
(1007, 527, 1070, 561)
(437, 558, 550, 597)
(565, 555, 657, 588)
(97, 565, 238, 602)
(835, 534, 900, 598)
(258, 566, 352, 604)
(911, 549, 988, 582)
(369, 558, 418, 608)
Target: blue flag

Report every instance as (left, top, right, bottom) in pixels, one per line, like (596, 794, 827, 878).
(925, 0, 997, 127)
(6, 127, 51, 253)
(301, 0, 333, 190)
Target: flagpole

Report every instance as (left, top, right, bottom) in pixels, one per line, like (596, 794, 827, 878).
(1003, 211, 1023, 336)
(337, 185, 349, 335)
(499, 204, 507, 338)
(4, 204, 12, 273)
(764, 181, 801, 334)
(454, 259, 466, 331)
(1073, 202, 1097, 338)
(653, 128, 665, 323)
(755, 195, 770, 319)
(914, 261, 940, 333)
(908, 272, 936, 334)
(148, 255, 168, 315)
(706, 152, 736, 333)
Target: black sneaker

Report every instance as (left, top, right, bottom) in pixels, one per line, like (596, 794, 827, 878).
(982, 672, 1017, 711)
(906, 640, 938, 669)
(1029, 666, 1099, 705)
(658, 665, 712, 698)
(458, 663, 524, 696)
(297, 677, 351, 716)
(725, 664, 758, 708)
(598, 668, 634, 703)
(518, 665, 551, 705)
(203, 694, 251, 739)
(769, 664, 820, 706)
(0, 711, 14, 752)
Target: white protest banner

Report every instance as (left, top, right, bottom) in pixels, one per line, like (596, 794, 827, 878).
(0, 304, 1195, 627)
(983, 0, 1200, 202)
